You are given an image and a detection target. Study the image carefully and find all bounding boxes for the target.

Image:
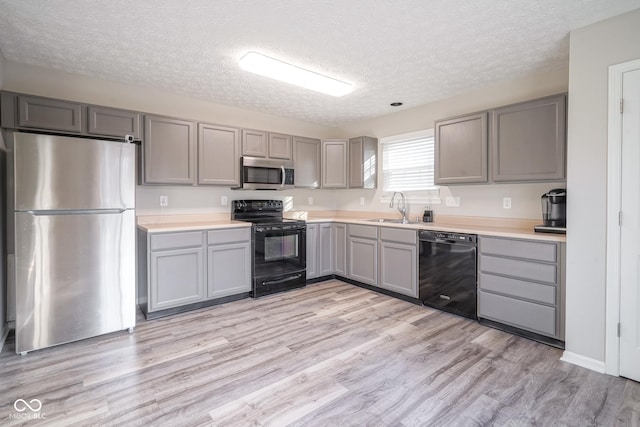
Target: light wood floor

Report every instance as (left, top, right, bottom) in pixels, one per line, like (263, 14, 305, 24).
(1, 280, 639, 426)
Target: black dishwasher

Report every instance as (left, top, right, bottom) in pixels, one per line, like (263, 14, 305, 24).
(419, 230, 478, 319)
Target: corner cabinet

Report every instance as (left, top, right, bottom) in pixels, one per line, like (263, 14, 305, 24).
(198, 123, 240, 186)
(322, 139, 349, 188)
(143, 115, 196, 185)
(434, 112, 488, 185)
(349, 136, 377, 189)
(491, 94, 567, 182)
(293, 136, 321, 188)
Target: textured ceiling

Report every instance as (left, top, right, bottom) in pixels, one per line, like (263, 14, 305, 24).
(0, 1, 638, 127)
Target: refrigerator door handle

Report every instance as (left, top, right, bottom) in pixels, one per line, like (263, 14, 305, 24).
(26, 209, 128, 216)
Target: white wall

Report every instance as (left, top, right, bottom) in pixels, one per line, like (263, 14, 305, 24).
(565, 8, 640, 363)
(336, 68, 569, 220)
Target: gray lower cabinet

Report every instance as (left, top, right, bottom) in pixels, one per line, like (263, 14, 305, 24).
(348, 136, 377, 189)
(147, 231, 206, 312)
(143, 115, 196, 185)
(478, 236, 564, 340)
(207, 229, 251, 298)
(322, 139, 349, 188)
(378, 227, 417, 297)
(88, 106, 142, 139)
(319, 223, 334, 276)
(334, 223, 347, 277)
(434, 112, 488, 185)
(491, 94, 567, 182)
(306, 224, 319, 279)
(198, 123, 240, 186)
(347, 225, 378, 286)
(139, 227, 251, 317)
(293, 136, 321, 188)
(242, 129, 268, 157)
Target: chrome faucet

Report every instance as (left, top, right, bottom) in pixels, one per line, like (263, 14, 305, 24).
(389, 191, 408, 223)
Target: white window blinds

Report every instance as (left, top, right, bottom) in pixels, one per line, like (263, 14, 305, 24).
(381, 130, 435, 192)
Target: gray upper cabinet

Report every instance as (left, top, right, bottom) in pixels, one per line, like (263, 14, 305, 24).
(491, 94, 567, 182)
(87, 106, 142, 139)
(17, 95, 84, 133)
(293, 136, 321, 188)
(268, 132, 292, 160)
(198, 123, 240, 186)
(434, 112, 488, 185)
(322, 139, 349, 188)
(349, 136, 377, 189)
(143, 115, 196, 185)
(242, 129, 268, 157)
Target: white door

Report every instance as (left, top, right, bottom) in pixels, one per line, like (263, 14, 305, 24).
(620, 67, 640, 382)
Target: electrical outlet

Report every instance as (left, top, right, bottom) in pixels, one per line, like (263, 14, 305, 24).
(220, 196, 228, 206)
(359, 197, 365, 206)
(503, 197, 512, 209)
(308, 197, 313, 205)
(445, 196, 460, 207)
(159, 195, 168, 207)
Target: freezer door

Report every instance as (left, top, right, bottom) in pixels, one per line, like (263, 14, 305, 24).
(15, 209, 136, 354)
(14, 132, 135, 211)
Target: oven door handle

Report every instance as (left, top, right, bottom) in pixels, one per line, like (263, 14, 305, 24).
(281, 166, 286, 188)
(262, 273, 303, 286)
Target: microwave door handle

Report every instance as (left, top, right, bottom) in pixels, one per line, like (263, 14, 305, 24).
(281, 166, 286, 188)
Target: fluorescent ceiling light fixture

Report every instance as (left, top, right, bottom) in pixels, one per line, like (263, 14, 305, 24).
(239, 52, 353, 97)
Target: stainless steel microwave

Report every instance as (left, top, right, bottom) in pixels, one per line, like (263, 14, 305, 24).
(235, 157, 295, 190)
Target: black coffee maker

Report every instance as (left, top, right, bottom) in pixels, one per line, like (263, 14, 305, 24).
(534, 189, 566, 234)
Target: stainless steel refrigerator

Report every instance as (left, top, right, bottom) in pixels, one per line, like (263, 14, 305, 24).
(13, 132, 136, 354)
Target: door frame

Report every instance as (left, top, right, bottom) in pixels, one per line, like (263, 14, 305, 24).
(605, 58, 640, 376)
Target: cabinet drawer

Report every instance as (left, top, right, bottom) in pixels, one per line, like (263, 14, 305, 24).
(151, 231, 204, 251)
(480, 237, 556, 262)
(348, 224, 378, 239)
(480, 255, 557, 284)
(380, 227, 416, 244)
(479, 291, 556, 337)
(207, 228, 251, 245)
(479, 273, 556, 305)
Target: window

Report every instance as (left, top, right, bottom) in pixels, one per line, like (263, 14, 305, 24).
(381, 129, 435, 192)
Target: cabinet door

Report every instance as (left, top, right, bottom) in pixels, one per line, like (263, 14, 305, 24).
(334, 224, 347, 277)
(18, 95, 83, 133)
(150, 246, 205, 311)
(322, 139, 348, 188)
(348, 236, 377, 285)
(88, 106, 142, 139)
(380, 241, 417, 297)
(242, 129, 268, 157)
(434, 112, 488, 184)
(348, 136, 377, 189)
(319, 223, 333, 275)
(143, 115, 196, 185)
(306, 224, 319, 279)
(268, 132, 292, 160)
(293, 136, 321, 188)
(491, 94, 566, 181)
(198, 123, 240, 186)
(207, 242, 251, 298)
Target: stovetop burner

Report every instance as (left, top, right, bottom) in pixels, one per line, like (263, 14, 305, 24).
(231, 199, 305, 226)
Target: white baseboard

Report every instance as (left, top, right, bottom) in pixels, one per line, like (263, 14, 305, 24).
(560, 350, 606, 374)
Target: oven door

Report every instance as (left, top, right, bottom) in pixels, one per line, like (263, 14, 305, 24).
(253, 224, 306, 278)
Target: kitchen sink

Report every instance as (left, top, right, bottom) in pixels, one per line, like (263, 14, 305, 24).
(363, 218, 421, 224)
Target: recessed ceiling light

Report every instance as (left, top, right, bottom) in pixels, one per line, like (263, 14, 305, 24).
(390, 102, 403, 107)
(239, 52, 353, 97)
